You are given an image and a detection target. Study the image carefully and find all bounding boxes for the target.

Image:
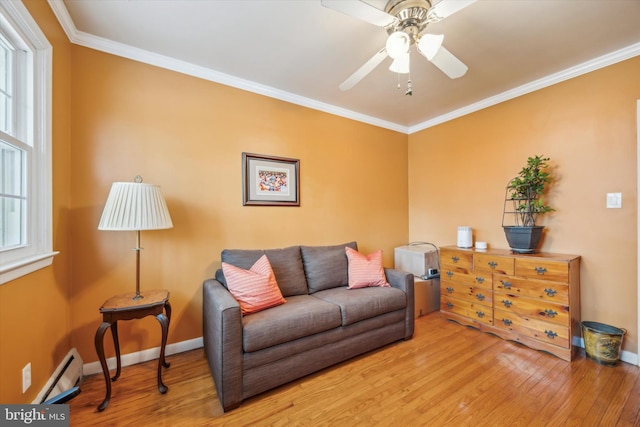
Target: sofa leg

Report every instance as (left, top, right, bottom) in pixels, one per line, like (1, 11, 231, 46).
(223, 402, 242, 412)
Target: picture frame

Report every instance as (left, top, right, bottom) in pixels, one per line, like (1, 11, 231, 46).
(242, 152, 300, 206)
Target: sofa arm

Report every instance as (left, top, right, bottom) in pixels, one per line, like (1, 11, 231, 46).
(202, 279, 243, 411)
(384, 268, 415, 339)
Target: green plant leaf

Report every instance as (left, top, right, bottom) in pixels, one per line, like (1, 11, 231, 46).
(506, 155, 554, 226)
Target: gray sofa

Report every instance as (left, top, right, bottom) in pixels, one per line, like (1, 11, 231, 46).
(202, 242, 415, 411)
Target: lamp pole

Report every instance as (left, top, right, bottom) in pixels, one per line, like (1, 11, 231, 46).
(134, 230, 143, 300)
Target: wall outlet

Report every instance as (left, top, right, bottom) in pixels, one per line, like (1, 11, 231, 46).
(22, 363, 31, 393)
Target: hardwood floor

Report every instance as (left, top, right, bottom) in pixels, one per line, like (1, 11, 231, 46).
(69, 312, 640, 426)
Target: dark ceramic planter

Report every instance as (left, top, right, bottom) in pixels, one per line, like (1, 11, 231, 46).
(503, 225, 544, 253)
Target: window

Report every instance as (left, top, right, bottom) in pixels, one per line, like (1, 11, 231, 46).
(0, 1, 56, 284)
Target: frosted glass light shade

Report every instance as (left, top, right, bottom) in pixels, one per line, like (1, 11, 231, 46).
(389, 53, 410, 74)
(385, 31, 410, 59)
(98, 182, 173, 231)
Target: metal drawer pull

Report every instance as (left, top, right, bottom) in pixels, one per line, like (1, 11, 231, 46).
(475, 276, 485, 284)
(501, 299, 513, 308)
(452, 256, 460, 263)
(446, 302, 453, 309)
(543, 309, 558, 318)
(544, 288, 557, 297)
(446, 271, 454, 278)
(446, 287, 454, 294)
(544, 330, 558, 339)
(476, 293, 485, 301)
(488, 261, 497, 269)
(502, 319, 512, 326)
(534, 267, 547, 275)
(501, 280, 512, 290)
(476, 311, 485, 318)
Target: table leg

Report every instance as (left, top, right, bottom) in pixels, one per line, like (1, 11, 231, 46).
(155, 312, 169, 394)
(110, 322, 122, 381)
(94, 322, 112, 412)
(162, 301, 172, 368)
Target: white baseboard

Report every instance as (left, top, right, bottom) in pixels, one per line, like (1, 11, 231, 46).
(83, 336, 203, 376)
(619, 349, 639, 366)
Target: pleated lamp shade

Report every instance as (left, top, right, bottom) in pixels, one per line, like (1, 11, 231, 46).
(98, 181, 173, 231)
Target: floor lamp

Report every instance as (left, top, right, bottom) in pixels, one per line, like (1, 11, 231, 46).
(98, 176, 173, 300)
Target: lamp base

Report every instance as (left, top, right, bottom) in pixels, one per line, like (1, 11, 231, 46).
(132, 293, 144, 300)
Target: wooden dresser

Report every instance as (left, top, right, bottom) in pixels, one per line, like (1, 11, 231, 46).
(439, 246, 581, 361)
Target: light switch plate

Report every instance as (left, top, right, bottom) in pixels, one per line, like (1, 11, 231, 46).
(606, 192, 622, 209)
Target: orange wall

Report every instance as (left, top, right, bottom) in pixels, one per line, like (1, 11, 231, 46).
(0, 0, 72, 404)
(68, 46, 409, 362)
(409, 56, 640, 352)
(2, 0, 638, 405)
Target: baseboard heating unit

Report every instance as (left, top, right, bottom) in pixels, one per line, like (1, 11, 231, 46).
(34, 348, 83, 404)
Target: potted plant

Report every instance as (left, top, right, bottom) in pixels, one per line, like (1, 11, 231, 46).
(502, 155, 554, 253)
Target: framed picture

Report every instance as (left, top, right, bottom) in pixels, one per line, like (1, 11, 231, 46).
(242, 152, 300, 206)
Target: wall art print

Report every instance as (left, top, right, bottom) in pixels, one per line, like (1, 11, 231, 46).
(242, 152, 300, 206)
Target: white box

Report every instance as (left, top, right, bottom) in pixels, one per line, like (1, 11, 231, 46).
(414, 278, 440, 318)
(394, 244, 439, 277)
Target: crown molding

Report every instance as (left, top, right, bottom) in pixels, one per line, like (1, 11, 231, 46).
(47, 0, 408, 134)
(48, 0, 638, 136)
(409, 42, 640, 134)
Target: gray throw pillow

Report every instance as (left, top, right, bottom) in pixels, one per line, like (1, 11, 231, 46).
(300, 242, 358, 293)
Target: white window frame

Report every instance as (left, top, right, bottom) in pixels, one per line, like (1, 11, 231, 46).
(0, 0, 56, 284)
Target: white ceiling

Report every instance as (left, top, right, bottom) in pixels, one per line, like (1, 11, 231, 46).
(52, 0, 640, 133)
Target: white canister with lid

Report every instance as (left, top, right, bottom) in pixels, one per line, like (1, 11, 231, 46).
(457, 226, 472, 248)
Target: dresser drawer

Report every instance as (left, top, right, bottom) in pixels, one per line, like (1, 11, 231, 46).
(441, 295, 493, 326)
(440, 248, 473, 270)
(441, 269, 471, 286)
(441, 282, 493, 306)
(493, 293, 569, 325)
(515, 258, 569, 282)
(494, 308, 570, 348)
(474, 253, 514, 275)
(494, 274, 569, 304)
(442, 269, 492, 289)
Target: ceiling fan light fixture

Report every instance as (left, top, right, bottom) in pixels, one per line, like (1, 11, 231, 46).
(418, 33, 444, 60)
(386, 31, 411, 59)
(323, 0, 474, 90)
(389, 53, 410, 74)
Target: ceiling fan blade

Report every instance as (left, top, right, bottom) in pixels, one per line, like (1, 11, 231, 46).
(428, 0, 477, 22)
(321, 0, 398, 27)
(417, 33, 445, 60)
(419, 45, 468, 79)
(339, 47, 388, 91)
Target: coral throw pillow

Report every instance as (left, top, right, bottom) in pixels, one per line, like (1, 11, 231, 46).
(222, 255, 286, 315)
(345, 247, 390, 289)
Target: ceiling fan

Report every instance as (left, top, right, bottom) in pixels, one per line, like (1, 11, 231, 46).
(321, 0, 476, 91)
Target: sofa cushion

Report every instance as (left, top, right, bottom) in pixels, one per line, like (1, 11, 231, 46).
(345, 247, 390, 289)
(311, 286, 407, 326)
(219, 245, 308, 297)
(300, 242, 357, 293)
(222, 255, 286, 315)
(242, 295, 342, 352)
